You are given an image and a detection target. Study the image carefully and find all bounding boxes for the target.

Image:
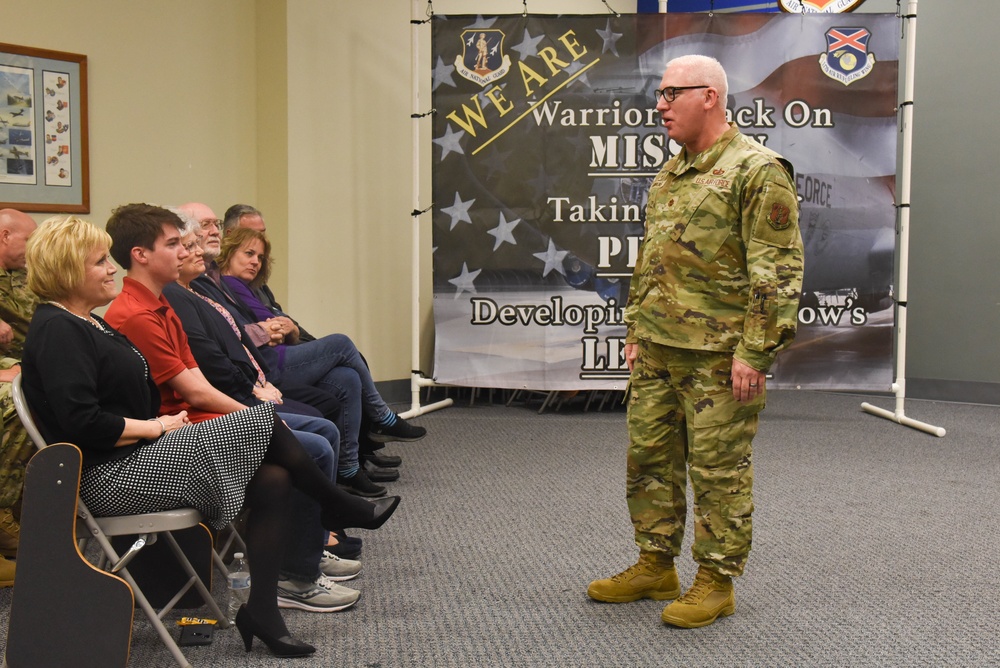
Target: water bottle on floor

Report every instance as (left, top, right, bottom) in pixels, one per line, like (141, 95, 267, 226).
(226, 552, 251, 623)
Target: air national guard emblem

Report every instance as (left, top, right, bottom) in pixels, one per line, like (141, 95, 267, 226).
(455, 29, 511, 87)
(779, 0, 868, 11)
(819, 27, 876, 86)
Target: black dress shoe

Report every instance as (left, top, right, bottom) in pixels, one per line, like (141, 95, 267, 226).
(368, 416, 426, 442)
(363, 496, 401, 530)
(235, 605, 316, 657)
(338, 469, 387, 498)
(332, 529, 362, 549)
(322, 495, 400, 532)
(367, 452, 402, 468)
(364, 459, 400, 482)
(328, 530, 362, 559)
(328, 542, 361, 559)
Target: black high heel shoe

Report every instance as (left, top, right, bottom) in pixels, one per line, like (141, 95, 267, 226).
(322, 494, 401, 532)
(235, 605, 316, 657)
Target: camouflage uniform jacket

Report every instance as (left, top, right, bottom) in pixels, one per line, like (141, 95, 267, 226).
(624, 125, 804, 372)
(0, 266, 37, 512)
(0, 266, 38, 360)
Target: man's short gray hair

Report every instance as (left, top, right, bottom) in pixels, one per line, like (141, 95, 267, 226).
(665, 54, 728, 103)
(223, 204, 261, 234)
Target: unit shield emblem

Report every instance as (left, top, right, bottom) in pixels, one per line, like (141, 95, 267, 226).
(455, 29, 511, 87)
(819, 27, 876, 86)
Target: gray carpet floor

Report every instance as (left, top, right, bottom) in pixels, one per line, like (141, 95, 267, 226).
(2, 389, 998, 667)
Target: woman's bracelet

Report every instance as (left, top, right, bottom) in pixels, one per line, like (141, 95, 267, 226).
(149, 418, 166, 437)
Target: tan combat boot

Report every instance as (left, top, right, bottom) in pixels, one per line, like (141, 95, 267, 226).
(660, 566, 735, 628)
(0, 555, 15, 588)
(0, 508, 19, 557)
(587, 552, 680, 603)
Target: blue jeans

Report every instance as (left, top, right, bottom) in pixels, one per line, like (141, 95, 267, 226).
(277, 411, 339, 581)
(276, 334, 392, 470)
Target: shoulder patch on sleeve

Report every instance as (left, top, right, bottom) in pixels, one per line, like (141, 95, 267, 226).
(751, 181, 800, 249)
(767, 202, 792, 230)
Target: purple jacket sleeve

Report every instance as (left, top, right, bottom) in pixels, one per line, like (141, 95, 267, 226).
(221, 276, 274, 322)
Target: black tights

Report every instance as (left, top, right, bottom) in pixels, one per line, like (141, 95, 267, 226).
(242, 462, 292, 634)
(241, 414, 377, 635)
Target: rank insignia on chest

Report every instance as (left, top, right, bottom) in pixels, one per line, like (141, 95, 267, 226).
(768, 203, 791, 230)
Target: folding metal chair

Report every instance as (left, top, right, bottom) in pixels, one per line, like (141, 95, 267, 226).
(9, 374, 230, 668)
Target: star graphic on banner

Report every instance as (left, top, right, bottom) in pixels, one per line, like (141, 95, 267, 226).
(481, 144, 513, 182)
(464, 15, 497, 30)
(449, 262, 481, 297)
(440, 191, 475, 230)
(596, 19, 623, 56)
(487, 212, 521, 251)
(432, 125, 466, 160)
(432, 56, 456, 91)
(533, 238, 569, 278)
(564, 60, 592, 90)
(512, 29, 545, 59)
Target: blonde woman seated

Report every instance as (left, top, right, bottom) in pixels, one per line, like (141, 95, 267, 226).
(20, 216, 399, 658)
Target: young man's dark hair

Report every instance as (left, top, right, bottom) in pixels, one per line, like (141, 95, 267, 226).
(106, 203, 183, 269)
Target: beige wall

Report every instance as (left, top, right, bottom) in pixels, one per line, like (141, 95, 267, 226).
(255, 0, 289, 315)
(4, 0, 258, 227)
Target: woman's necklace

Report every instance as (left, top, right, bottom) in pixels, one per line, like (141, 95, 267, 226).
(47, 300, 105, 331)
(47, 300, 150, 380)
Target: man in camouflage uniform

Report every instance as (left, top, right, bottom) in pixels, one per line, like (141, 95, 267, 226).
(0, 208, 39, 586)
(587, 56, 803, 628)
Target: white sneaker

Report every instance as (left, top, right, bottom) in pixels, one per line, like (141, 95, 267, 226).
(320, 550, 362, 581)
(277, 575, 359, 612)
(317, 574, 363, 603)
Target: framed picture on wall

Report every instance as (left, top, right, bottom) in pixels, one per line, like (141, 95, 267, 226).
(0, 42, 88, 213)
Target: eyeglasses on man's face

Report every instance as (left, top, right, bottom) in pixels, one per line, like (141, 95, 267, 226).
(199, 218, 222, 230)
(654, 85, 709, 103)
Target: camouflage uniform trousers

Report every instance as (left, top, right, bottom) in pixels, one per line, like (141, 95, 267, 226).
(0, 383, 33, 520)
(626, 339, 764, 578)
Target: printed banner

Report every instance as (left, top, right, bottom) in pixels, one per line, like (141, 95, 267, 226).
(431, 13, 899, 391)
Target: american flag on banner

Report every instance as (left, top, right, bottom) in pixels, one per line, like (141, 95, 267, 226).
(431, 12, 899, 391)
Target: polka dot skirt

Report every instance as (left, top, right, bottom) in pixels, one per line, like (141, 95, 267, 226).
(80, 403, 275, 530)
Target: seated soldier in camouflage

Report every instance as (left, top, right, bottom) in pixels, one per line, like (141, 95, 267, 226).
(0, 208, 39, 586)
